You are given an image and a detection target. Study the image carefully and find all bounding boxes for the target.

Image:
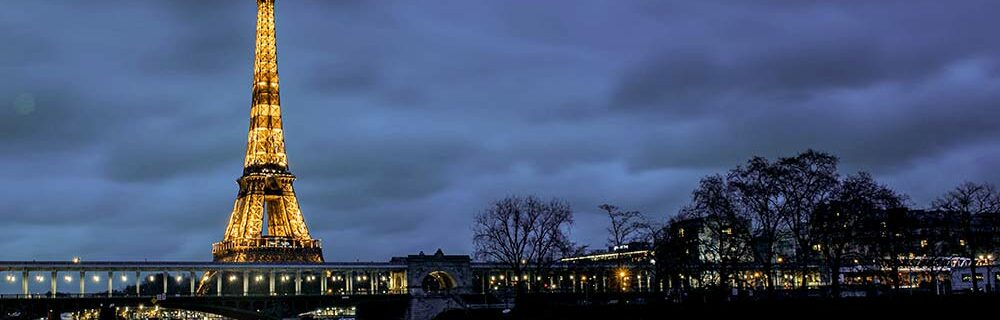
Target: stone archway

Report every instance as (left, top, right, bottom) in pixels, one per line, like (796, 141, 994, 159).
(404, 249, 472, 296)
(421, 271, 457, 294)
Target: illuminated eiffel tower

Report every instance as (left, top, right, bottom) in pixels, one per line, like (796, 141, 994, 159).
(213, 0, 323, 263)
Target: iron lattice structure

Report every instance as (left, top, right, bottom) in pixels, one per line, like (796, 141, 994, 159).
(213, 0, 323, 263)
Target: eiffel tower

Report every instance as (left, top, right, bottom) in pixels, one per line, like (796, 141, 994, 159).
(212, 0, 323, 263)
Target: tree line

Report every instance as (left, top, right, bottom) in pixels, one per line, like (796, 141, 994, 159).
(472, 150, 1000, 297)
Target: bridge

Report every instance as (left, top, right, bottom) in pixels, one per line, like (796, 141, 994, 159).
(0, 261, 407, 298)
(0, 260, 411, 319)
(0, 250, 656, 319)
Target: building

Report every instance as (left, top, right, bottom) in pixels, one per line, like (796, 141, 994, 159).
(658, 208, 1000, 294)
(950, 263, 1000, 293)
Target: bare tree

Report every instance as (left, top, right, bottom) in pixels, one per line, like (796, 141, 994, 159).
(931, 182, 1000, 293)
(728, 156, 791, 292)
(473, 195, 575, 292)
(680, 174, 753, 297)
(600, 203, 646, 248)
(777, 150, 839, 290)
(813, 172, 905, 297)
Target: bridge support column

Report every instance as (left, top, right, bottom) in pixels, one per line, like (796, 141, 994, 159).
(22, 270, 29, 296)
(79, 271, 85, 296)
(50, 271, 57, 298)
(108, 272, 113, 298)
(162, 272, 168, 295)
(217, 272, 223, 296)
(320, 270, 327, 294)
(295, 271, 302, 296)
(269, 270, 275, 296)
(135, 271, 140, 296)
(572, 275, 577, 293)
(242, 271, 249, 296)
(637, 274, 642, 292)
(347, 270, 354, 294)
(190, 271, 196, 296)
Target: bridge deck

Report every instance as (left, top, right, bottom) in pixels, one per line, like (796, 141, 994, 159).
(0, 261, 407, 272)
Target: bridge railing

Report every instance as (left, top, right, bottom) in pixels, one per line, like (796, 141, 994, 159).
(0, 293, 411, 300)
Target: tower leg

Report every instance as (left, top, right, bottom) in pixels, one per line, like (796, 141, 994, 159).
(243, 271, 249, 296)
(108, 272, 113, 298)
(217, 272, 223, 297)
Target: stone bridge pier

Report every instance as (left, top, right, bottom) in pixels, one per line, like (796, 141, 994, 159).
(394, 249, 473, 320)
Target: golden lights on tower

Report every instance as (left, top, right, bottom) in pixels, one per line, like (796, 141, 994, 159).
(212, 0, 323, 263)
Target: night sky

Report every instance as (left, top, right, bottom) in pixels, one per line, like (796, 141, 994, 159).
(2, 1, 999, 262)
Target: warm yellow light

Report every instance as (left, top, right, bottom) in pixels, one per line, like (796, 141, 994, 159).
(72, 257, 81, 264)
(121, 275, 128, 282)
(148, 276, 155, 282)
(64, 275, 73, 282)
(93, 275, 101, 282)
(619, 271, 626, 278)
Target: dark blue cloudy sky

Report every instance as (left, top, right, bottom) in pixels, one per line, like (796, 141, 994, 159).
(2, 0, 999, 262)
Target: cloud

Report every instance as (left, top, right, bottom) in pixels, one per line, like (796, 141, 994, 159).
(1, 0, 999, 263)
